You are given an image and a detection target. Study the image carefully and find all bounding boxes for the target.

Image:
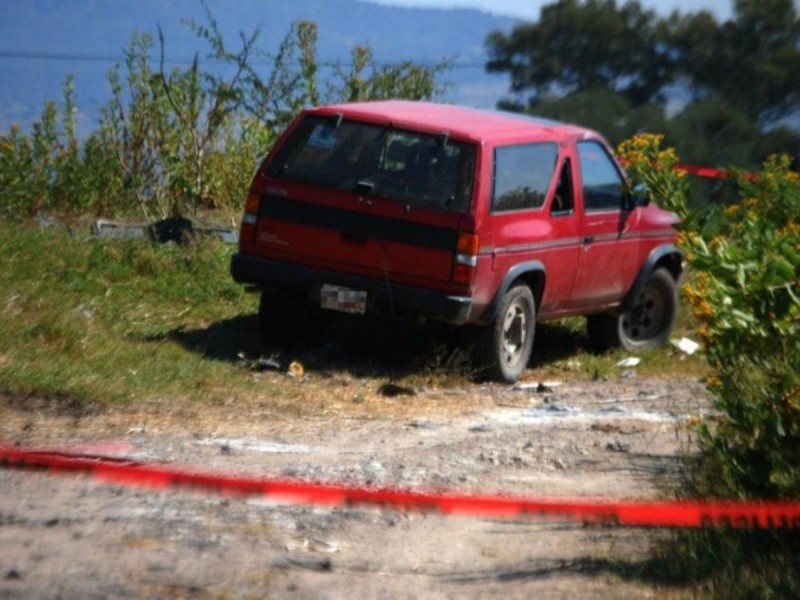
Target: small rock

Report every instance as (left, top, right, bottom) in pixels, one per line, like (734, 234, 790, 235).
(408, 419, 438, 430)
(5, 569, 21, 581)
(606, 440, 631, 453)
(273, 554, 333, 572)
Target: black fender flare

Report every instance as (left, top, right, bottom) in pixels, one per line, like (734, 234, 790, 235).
(618, 244, 683, 313)
(478, 261, 546, 326)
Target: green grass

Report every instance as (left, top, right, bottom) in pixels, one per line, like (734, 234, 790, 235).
(0, 222, 707, 410)
(0, 223, 266, 408)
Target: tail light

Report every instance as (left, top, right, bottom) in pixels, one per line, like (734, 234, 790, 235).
(240, 192, 261, 245)
(452, 232, 479, 285)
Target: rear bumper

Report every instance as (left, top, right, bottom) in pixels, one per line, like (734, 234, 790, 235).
(231, 253, 474, 325)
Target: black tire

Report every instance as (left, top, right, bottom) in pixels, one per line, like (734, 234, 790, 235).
(479, 285, 536, 383)
(258, 288, 322, 352)
(587, 268, 677, 352)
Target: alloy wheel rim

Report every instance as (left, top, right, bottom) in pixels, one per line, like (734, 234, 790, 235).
(621, 285, 664, 342)
(502, 300, 527, 366)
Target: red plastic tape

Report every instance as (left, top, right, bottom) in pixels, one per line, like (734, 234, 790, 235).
(2, 446, 799, 529)
(674, 163, 759, 181)
(617, 158, 757, 181)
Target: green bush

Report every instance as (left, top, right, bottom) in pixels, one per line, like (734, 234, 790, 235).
(619, 134, 800, 594)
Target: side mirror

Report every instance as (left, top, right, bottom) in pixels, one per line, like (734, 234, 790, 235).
(622, 183, 651, 211)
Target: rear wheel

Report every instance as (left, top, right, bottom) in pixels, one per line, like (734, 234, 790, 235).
(258, 288, 322, 352)
(479, 285, 536, 383)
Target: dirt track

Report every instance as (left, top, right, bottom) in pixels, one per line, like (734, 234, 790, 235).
(0, 374, 709, 599)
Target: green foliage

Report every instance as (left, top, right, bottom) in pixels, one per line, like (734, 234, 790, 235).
(620, 133, 800, 594)
(0, 6, 450, 222)
(488, 0, 800, 171)
(670, 0, 800, 127)
(0, 78, 123, 219)
(527, 88, 668, 146)
(335, 45, 450, 103)
(100, 32, 173, 218)
(486, 0, 672, 107)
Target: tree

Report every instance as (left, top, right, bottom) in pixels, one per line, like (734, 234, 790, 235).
(530, 88, 667, 145)
(486, 0, 673, 109)
(670, 0, 800, 127)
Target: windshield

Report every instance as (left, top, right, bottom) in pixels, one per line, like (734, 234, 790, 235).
(267, 116, 476, 213)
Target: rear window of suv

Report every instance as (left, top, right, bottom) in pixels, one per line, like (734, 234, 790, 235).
(266, 116, 476, 213)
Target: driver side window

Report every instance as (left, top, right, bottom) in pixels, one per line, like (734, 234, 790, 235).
(577, 141, 625, 212)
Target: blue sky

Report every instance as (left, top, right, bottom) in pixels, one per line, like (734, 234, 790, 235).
(365, 0, 734, 21)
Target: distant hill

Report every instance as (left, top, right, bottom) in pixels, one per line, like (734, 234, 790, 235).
(0, 0, 518, 134)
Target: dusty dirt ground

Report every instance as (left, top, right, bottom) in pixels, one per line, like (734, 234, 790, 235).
(0, 368, 711, 599)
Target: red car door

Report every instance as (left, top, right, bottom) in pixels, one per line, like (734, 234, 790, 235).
(569, 140, 641, 309)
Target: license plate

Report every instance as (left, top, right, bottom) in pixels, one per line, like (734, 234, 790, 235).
(320, 284, 367, 314)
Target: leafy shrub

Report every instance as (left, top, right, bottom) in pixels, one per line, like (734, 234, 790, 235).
(619, 133, 800, 594)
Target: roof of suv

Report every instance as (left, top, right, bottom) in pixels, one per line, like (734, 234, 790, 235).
(310, 100, 596, 143)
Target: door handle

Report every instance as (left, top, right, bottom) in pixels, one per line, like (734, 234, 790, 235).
(583, 236, 594, 244)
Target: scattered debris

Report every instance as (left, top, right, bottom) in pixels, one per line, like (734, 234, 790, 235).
(148, 217, 194, 245)
(194, 438, 311, 454)
(378, 383, 416, 397)
(616, 357, 641, 368)
(514, 381, 562, 393)
(273, 554, 333, 572)
(73, 304, 93, 320)
(285, 538, 341, 554)
(605, 440, 631, 453)
(91, 218, 238, 244)
(672, 337, 700, 355)
(408, 419, 438, 430)
(248, 355, 281, 372)
(91, 219, 148, 240)
(288, 360, 305, 378)
(468, 423, 491, 433)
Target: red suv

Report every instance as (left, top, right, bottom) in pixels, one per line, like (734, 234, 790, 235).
(231, 101, 681, 382)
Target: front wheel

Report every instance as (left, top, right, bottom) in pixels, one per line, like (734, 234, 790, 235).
(479, 285, 536, 383)
(587, 268, 677, 352)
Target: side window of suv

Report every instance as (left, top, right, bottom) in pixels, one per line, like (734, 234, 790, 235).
(492, 143, 558, 212)
(577, 141, 625, 212)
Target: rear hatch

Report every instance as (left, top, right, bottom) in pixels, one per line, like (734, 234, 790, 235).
(247, 114, 476, 290)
